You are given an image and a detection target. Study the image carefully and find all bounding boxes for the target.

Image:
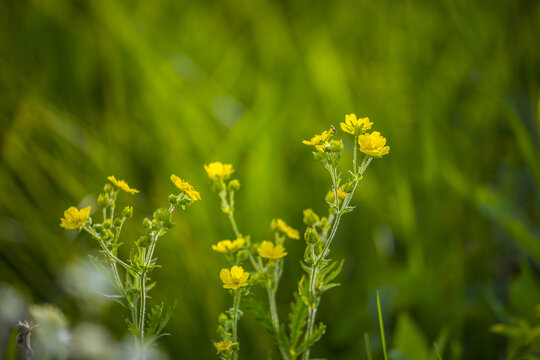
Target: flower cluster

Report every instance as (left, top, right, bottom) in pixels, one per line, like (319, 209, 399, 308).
(59, 174, 198, 357)
(303, 113, 390, 159)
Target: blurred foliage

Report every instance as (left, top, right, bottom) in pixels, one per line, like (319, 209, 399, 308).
(1, 0, 539, 359)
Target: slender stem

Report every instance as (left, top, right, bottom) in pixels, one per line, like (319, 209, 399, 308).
(139, 272, 147, 359)
(353, 135, 358, 174)
(83, 226, 138, 273)
(303, 156, 373, 360)
(267, 259, 289, 360)
(232, 290, 242, 360)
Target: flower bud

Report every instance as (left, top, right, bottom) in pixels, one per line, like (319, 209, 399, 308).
(94, 224, 104, 234)
(237, 250, 248, 261)
(114, 218, 122, 227)
(304, 227, 319, 245)
(143, 218, 152, 229)
(103, 184, 113, 193)
(138, 234, 152, 247)
(122, 206, 133, 218)
(303, 208, 319, 227)
(325, 190, 335, 204)
(98, 193, 110, 207)
(228, 179, 241, 192)
(103, 219, 112, 229)
(216, 325, 225, 336)
(313, 152, 324, 161)
(218, 313, 228, 325)
(342, 181, 354, 193)
(330, 139, 343, 152)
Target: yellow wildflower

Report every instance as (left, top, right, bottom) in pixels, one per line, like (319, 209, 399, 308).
(212, 238, 245, 254)
(340, 114, 372, 135)
(215, 340, 233, 352)
(271, 219, 300, 239)
(204, 162, 234, 181)
(358, 131, 390, 157)
(220, 266, 249, 290)
(325, 187, 347, 203)
(302, 129, 333, 146)
(258, 241, 287, 259)
(60, 206, 91, 230)
(107, 176, 139, 195)
(170, 174, 201, 201)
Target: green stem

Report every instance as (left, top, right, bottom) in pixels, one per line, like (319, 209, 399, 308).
(353, 135, 358, 174)
(232, 290, 242, 360)
(83, 226, 138, 273)
(267, 259, 289, 360)
(139, 272, 147, 359)
(302, 156, 373, 360)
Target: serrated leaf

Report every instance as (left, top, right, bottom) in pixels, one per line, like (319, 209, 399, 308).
(289, 292, 309, 351)
(322, 259, 344, 285)
(300, 261, 312, 275)
(300, 322, 326, 352)
(298, 276, 311, 306)
(320, 283, 341, 293)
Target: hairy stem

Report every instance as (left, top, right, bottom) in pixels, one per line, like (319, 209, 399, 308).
(302, 155, 373, 360)
(232, 290, 242, 360)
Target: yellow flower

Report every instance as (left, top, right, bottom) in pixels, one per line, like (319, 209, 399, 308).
(258, 241, 287, 259)
(215, 341, 233, 352)
(220, 266, 249, 290)
(204, 162, 234, 181)
(325, 187, 347, 203)
(107, 176, 139, 195)
(170, 174, 201, 201)
(60, 206, 91, 230)
(358, 131, 390, 157)
(340, 114, 373, 135)
(212, 238, 245, 254)
(302, 129, 333, 146)
(271, 219, 300, 239)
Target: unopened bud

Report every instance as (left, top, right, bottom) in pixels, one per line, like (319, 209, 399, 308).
(122, 206, 133, 218)
(103, 219, 112, 229)
(237, 250, 248, 261)
(304, 227, 319, 245)
(143, 218, 152, 229)
(303, 208, 319, 227)
(98, 193, 110, 207)
(313, 152, 324, 161)
(114, 218, 122, 227)
(342, 181, 354, 193)
(218, 313, 228, 325)
(228, 179, 241, 192)
(330, 140, 343, 152)
(103, 183, 113, 193)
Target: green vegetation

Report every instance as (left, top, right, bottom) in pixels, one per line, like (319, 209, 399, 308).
(1, 0, 539, 359)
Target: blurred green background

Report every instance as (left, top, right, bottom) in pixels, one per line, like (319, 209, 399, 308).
(1, 0, 540, 359)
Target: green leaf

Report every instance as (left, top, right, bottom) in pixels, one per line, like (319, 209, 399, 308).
(298, 276, 311, 307)
(288, 292, 309, 351)
(320, 282, 341, 293)
(245, 298, 274, 334)
(303, 322, 326, 351)
(321, 259, 344, 285)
